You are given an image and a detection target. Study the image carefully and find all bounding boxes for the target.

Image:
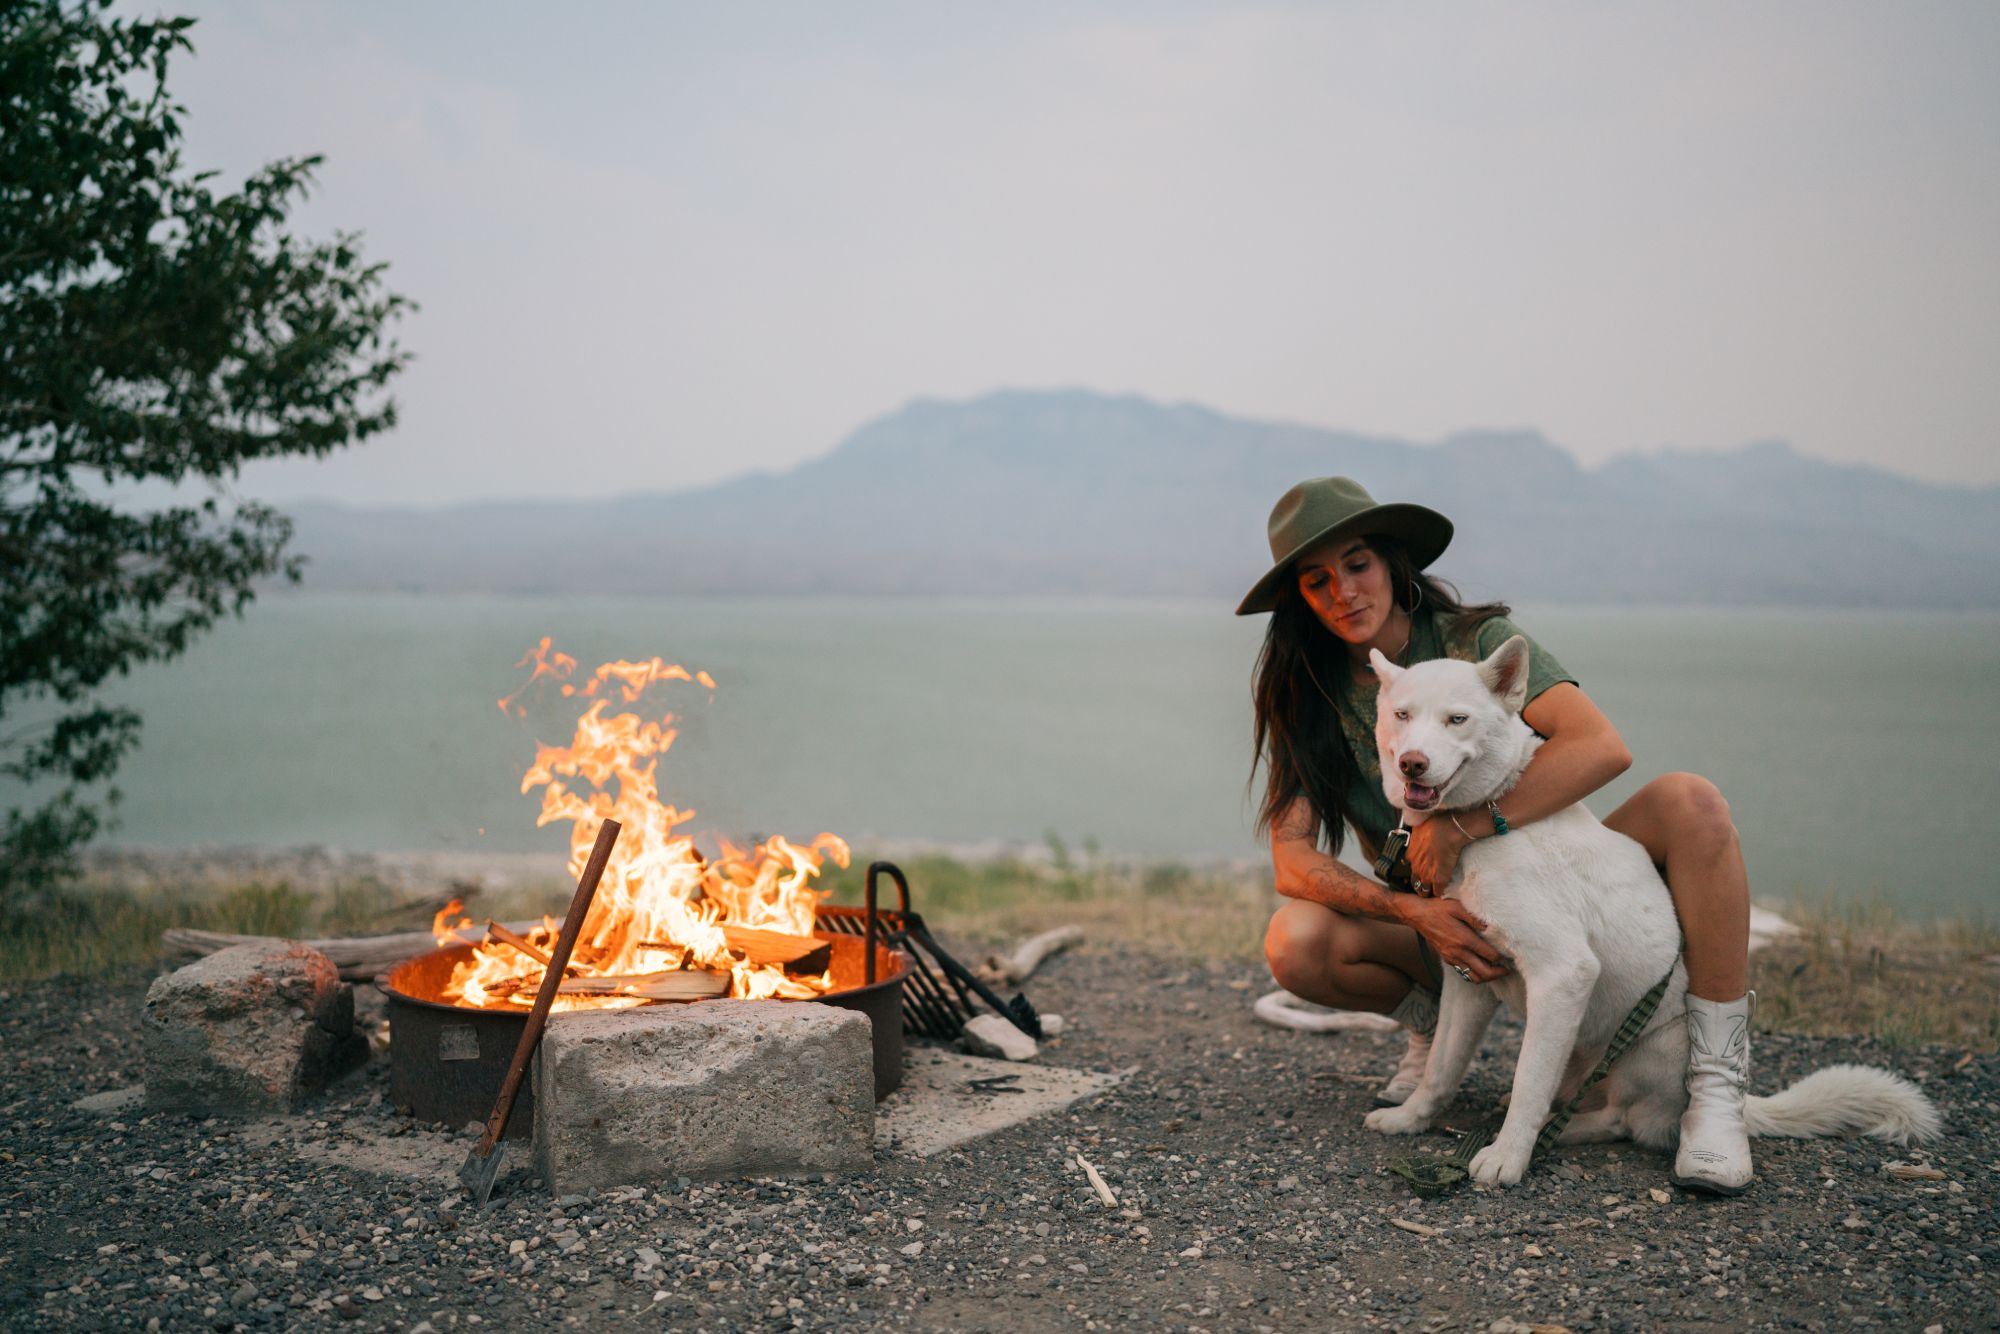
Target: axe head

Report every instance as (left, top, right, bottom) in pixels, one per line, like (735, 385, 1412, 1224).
(457, 1138, 507, 1206)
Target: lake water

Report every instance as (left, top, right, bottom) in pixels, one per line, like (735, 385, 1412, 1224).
(14, 594, 1999, 918)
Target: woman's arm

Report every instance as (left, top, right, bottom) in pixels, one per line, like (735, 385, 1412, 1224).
(1272, 798, 1512, 981)
(1406, 681, 1633, 889)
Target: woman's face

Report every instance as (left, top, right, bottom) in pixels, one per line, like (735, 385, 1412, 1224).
(1295, 537, 1395, 645)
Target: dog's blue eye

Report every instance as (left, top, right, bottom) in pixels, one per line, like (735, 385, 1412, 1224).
(1393, 709, 1409, 721)
(1449, 713, 1468, 725)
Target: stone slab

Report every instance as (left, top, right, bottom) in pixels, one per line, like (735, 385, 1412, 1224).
(876, 1049, 1129, 1158)
(533, 1001, 875, 1193)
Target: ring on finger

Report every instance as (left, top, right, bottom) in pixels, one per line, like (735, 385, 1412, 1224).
(1452, 963, 1475, 982)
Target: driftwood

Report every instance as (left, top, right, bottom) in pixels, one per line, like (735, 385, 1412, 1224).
(160, 921, 542, 981)
(1075, 1154, 1118, 1208)
(979, 926, 1084, 985)
(1251, 989, 1400, 1034)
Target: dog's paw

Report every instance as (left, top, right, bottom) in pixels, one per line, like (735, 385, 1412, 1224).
(1364, 1104, 1430, 1136)
(1467, 1141, 1531, 1186)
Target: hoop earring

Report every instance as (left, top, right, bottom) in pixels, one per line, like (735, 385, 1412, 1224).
(1404, 579, 1425, 614)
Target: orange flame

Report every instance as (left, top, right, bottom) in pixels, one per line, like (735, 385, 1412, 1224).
(438, 644, 847, 1010)
(496, 637, 578, 716)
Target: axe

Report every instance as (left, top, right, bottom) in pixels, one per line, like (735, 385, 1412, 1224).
(457, 818, 621, 1205)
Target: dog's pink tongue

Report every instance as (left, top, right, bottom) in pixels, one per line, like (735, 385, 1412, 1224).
(1405, 783, 1438, 806)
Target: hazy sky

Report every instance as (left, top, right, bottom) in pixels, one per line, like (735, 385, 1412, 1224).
(152, 1, 2000, 504)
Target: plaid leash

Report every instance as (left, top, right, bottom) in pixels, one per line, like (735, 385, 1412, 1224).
(1388, 964, 1677, 1197)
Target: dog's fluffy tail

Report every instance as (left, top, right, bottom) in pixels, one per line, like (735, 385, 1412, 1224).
(1744, 1064, 1941, 1144)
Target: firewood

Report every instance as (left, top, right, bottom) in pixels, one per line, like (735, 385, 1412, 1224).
(637, 926, 831, 973)
(722, 925, 831, 973)
(625, 973, 732, 1002)
(556, 970, 729, 1001)
(484, 921, 553, 967)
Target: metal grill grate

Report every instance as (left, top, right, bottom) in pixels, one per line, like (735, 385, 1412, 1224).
(815, 862, 1040, 1042)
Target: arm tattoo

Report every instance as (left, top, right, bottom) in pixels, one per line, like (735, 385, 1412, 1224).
(1275, 806, 1317, 843)
(1295, 860, 1407, 923)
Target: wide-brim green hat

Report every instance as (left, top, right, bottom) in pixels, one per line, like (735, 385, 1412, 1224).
(1235, 476, 1453, 615)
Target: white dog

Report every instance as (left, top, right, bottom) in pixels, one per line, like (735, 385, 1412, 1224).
(1359, 636, 1939, 1186)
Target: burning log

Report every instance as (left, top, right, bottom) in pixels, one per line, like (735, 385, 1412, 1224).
(557, 971, 730, 1002)
(637, 926, 831, 973)
(486, 921, 551, 966)
(484, 921, 565, 971)
(409, 643, 854, 1011)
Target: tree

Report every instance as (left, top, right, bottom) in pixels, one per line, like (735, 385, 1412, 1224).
(1, 0, 411, 910)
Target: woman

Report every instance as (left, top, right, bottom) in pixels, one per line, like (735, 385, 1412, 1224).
(1242, 476, 1756, 1194)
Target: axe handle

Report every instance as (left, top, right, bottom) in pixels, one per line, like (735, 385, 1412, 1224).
(472, 818, 621, 1157)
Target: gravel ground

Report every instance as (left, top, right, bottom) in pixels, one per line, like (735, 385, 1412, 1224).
(2, 946, 1994, 1333)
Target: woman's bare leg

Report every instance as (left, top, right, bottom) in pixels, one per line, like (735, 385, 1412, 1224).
(1266, 897, 1441, 1104)
(1602, 772, 1749, 1002)
(1264, 898, 1430, 1011)
(1605, 772, 1756, 1192)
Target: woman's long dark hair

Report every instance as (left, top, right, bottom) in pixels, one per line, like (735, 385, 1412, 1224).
(1251, 535, 1509, 852)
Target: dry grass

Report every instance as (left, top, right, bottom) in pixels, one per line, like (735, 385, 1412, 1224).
(1750, 899, 2000, 1052)
(820, 852, 1273, 964)
(10, 851, 1995, 1055)
(825, 856, 2000, 1053)
(0, 876, 487, 983)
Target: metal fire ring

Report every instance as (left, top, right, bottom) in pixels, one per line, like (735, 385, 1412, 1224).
(377, 935, 909, 1135)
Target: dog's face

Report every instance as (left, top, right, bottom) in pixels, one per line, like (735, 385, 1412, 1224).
(1370, 635, 1531, 814)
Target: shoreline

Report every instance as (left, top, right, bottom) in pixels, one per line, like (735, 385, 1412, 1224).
(33, 843, 1997, 1055)
(76, 840, 1272, 898)
(75, 840, 1992, 923)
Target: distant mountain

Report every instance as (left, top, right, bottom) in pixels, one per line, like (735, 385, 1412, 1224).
(287, 389, 2000, 608)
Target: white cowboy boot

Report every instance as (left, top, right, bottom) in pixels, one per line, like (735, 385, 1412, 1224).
(1375, 986, 1438, 1107)
(1673, 992, 1756, 1195)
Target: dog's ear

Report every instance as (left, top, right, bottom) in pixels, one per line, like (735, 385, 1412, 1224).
(1368, 647, 1403, 686)
(1478, 635, 1532, 712)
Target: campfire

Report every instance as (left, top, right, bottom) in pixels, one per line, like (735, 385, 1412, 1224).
(425, 639, 851, 1012)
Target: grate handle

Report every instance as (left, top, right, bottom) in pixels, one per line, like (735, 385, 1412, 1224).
(864, 861, 911, 984)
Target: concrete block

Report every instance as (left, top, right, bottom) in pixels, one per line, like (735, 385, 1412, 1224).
(533, 1001, 874, 1193)
(143, 942, 365, 1114)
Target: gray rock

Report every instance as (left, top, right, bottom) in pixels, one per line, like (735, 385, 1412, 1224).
(959, 1014, 1038, 1062)
(142, 942, 365, 1114)
(533, 1001, 874, 1193)
(71, 1085, 146, 1115)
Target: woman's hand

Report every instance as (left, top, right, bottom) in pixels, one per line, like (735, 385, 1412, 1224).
(1396, 895, 1512, 983)
(1406, 815, 1469, 893)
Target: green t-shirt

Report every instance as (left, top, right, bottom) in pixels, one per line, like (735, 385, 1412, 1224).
(1329, 610, 1576, 867)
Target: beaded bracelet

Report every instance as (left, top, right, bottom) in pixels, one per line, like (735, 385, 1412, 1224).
(1487, 800, 1510, 836)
